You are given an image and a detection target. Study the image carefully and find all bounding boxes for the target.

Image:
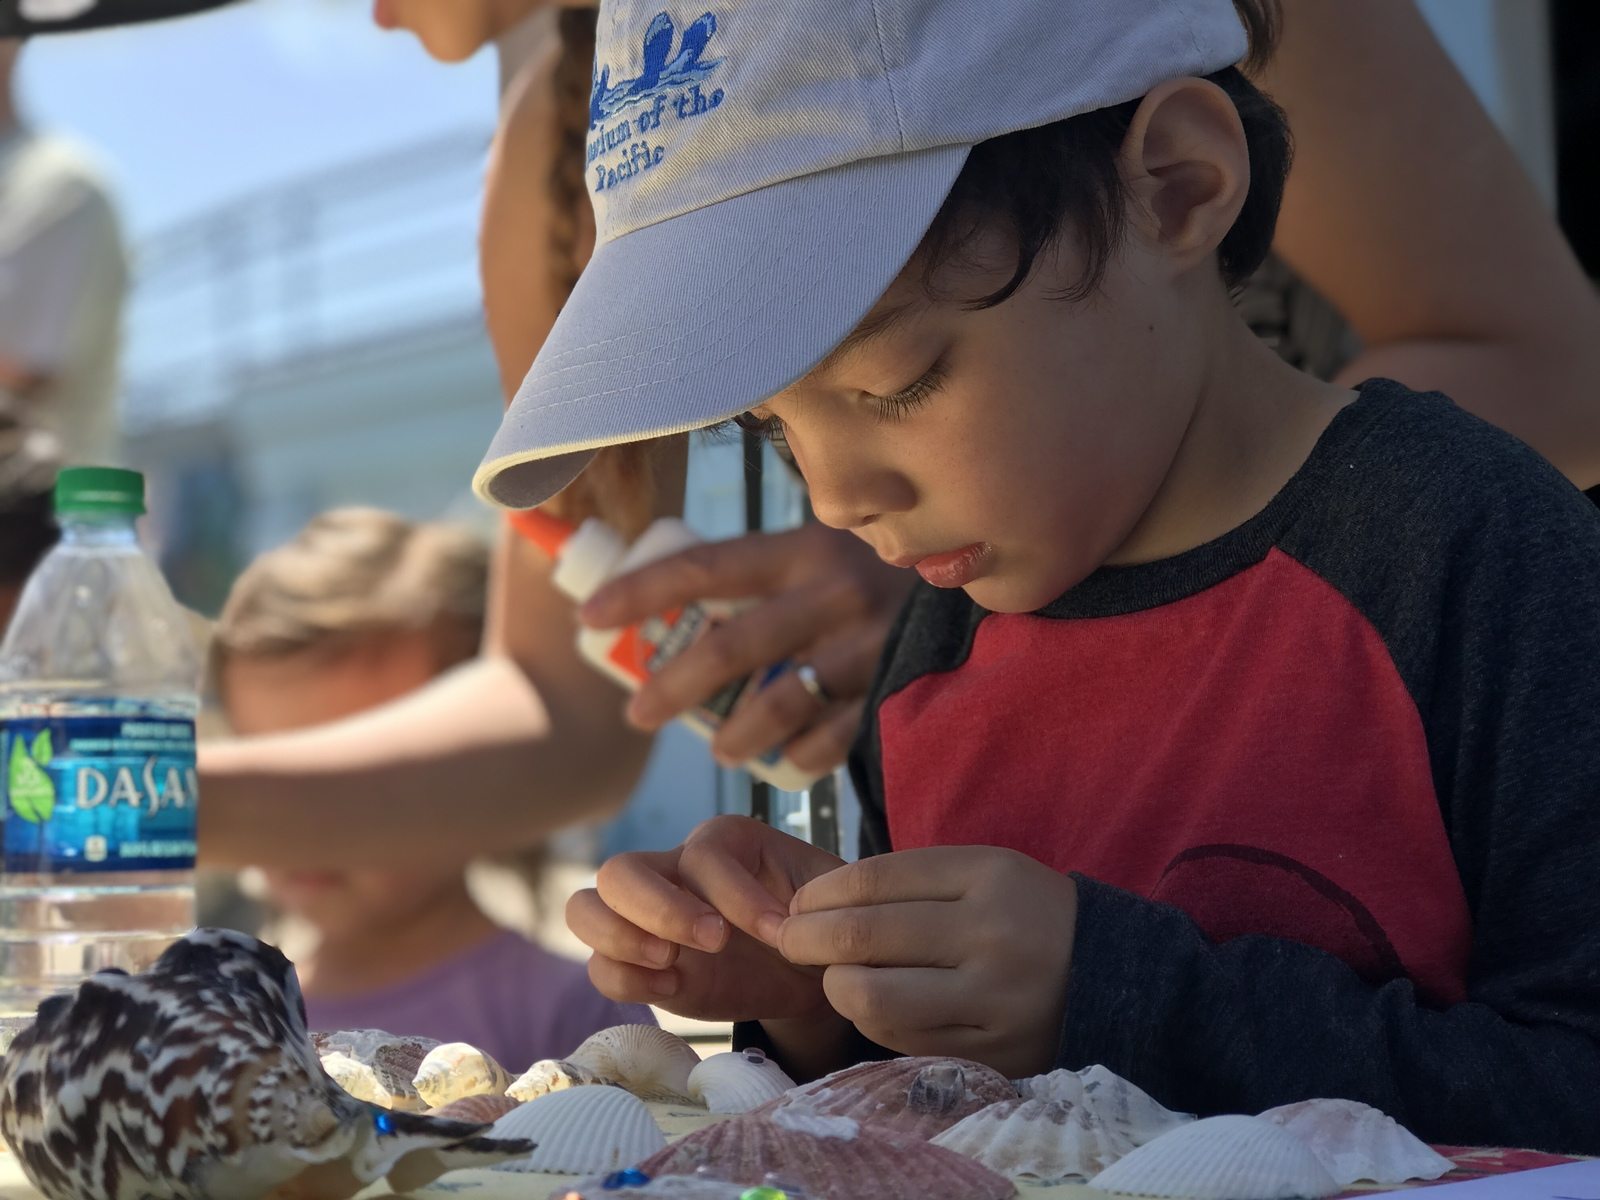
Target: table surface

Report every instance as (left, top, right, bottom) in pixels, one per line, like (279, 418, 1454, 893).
(0, 1104, 1585, 1200)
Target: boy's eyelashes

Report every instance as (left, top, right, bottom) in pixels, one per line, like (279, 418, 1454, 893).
(726, 358, 948, 442)
(869, 357, 948, 423)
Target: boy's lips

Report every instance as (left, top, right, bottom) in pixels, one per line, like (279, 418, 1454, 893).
(888, 543, 992, 588)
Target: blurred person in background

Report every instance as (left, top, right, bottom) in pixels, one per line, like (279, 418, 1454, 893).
(200, 0, 1600, 876)
(210, 507, 651, 1067)
(0, 38, 127, 466)
(0, 404, 58, 637)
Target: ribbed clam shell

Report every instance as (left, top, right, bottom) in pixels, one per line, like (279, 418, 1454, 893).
(562, 1024, 703, 1103)
(635, 1111, 1016, 1199)
(490, 1084, 665, 1174)
(758, 1056, 1017, 1139)
(1016, 1065, 1193, 1145)
(932, 1096, 1136, 1182)
(413, 1042, 513, 1108)
(1089, 1114, 1340, 1200)
(428, 1093, 523, 1124)
(1259, 1099, 1452, 1185)
(686, 1048, 797, 1113)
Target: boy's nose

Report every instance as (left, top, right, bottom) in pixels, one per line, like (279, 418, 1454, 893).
(783, 419, 916, 530)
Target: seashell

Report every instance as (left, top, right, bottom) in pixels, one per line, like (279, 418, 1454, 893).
(686, 1048, 796, 1113)
(312, 1028, 438, 1110)
(0, 929, 532, 1200)
(1089, 1113, 1340, 1200)
(635, 1110, 1016, 1199)
(490, 1085, 665, 1174)
(1016, 1065, 1193, 1145)
(1258, 1098, 1452, 1185)
(428, 1093, 523, 1124)
(507, 1056, 610, 1102)
(510, 1025, 702, 1105)
(932, 1096, 1137, 1182)
(414, 1041, 513, 1108)
(757, 1056, 1017, 1140)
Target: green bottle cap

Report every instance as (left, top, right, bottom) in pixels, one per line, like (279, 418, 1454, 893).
(54, 466, 146, 517)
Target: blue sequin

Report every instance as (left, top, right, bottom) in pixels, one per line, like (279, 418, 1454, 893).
(603, 1167, 651, 1189)
(373, 1111, 395, 1136)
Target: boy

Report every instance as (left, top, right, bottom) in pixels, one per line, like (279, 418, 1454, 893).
(472, 0, 1600, 1152)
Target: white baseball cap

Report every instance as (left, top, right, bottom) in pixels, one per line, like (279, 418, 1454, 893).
(475, 0, 1247, 509)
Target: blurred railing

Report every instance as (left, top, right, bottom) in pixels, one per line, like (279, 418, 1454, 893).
(121, 128, 492, 432)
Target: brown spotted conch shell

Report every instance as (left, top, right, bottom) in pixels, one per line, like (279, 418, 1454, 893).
(0, 929, 531, 1200)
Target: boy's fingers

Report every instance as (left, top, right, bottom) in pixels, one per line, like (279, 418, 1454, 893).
(586, 953, 683, 1003)
(678, 837, 796, 948)
(582, 532, 794, 628)
(790, 848, 973, 916)
(566, 887, 680, 969)
(593, 850, 729, 952)
(777, 902, 962, 968)
(821, 964, 980, 1038)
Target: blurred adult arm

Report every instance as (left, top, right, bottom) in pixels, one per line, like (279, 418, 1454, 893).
(1263, 0, 1600, 488)
(198, 33, 669, 869)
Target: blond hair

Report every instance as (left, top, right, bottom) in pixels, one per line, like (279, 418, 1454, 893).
(211, 508, 489, 690)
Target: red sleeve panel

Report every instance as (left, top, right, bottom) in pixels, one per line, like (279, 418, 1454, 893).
(880, 547, 1472, 1007)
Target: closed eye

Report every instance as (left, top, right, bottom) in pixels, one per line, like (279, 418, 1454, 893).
(870, 358, 947, 422)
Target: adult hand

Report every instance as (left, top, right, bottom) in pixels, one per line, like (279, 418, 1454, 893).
(580, 523, 914, 774)
(566, 815, 844, 1023)
(779, 847, 1079, 1078)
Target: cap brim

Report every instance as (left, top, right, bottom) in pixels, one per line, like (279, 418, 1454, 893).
(475, 143, 971, 509)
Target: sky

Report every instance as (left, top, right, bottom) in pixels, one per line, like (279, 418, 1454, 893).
(16, 0, 499, 239)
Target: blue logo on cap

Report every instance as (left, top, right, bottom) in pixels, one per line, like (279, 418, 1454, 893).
(588, 10, 726, 194)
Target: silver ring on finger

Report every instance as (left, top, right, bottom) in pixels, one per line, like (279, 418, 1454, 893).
(794, 662, 832, 708)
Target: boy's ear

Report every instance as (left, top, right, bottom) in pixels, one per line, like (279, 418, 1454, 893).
(1118, 77, 1250, 274)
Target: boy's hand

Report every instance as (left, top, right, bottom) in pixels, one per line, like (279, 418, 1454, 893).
(580, 523, 913, 774)
(779, 847, 1078, 1078)
(567, 815, 844, 1022)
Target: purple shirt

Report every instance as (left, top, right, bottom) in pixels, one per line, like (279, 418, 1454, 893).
(302, 930, 654, 1072)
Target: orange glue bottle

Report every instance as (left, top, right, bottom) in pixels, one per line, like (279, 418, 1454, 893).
(510, 509, 822, 792)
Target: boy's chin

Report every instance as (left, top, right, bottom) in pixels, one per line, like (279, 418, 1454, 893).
(962, 574, 1068, 614)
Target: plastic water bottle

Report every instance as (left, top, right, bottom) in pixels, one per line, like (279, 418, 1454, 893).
(0, 467, 199, 1023)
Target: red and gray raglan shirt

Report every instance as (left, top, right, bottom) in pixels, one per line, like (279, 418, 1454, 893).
(847, 379, 1600, 1153)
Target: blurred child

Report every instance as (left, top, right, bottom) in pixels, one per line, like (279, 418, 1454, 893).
(211, 508, 650, 1069)
(487, 0, 1600, 1154)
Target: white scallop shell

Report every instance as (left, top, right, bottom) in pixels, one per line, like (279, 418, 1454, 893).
(1259, 1098, 1452, 1185)
(489, 1084, 666, 1174)
(686, 1048, 797, 1113)
(565, 1024, 703, 1103)
(933, 1096, 1137, 1182)
(413, 1042, 513, 1109)
(1016, 1065, 1193, 1145)
(1089, 1114, 1341, 1200)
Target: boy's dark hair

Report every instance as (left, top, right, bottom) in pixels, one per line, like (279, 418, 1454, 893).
(919, 0, 1290, 307)
(0, 408, 59, 588)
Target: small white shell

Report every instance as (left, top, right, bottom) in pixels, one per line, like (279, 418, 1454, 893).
(490, 1085, 666, 1174)
(933, 1097, 1137, 1182)
(1089, 1114, 1341, 1200)
(686, 1048, 797, 1113)
(565, 1024, 703, 1103)
(413, 1041, 513, 1109)
(1017, 1065, 1193, 1146)
(1259, 1098, 1452, 1185)
(505, 1057, 608, 1102)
